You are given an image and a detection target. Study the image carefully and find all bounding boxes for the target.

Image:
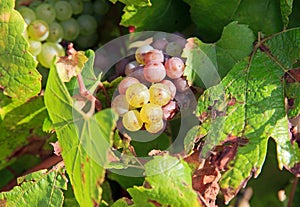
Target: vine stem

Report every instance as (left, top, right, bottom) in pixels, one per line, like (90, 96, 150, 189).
(287, 177, 299, 207)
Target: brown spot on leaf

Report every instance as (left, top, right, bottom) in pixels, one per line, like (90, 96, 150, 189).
(228, 97, 236, 106)
(148, 200, 162, 207)
(81, 163, 85, 184)
(285, 68, 300, 83)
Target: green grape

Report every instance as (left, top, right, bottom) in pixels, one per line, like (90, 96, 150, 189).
(47, 22, 64, 42)
(29, 0, 43, 9)
(83, 1, 94, 15)
(145, 119, 164, 134)
(140, 103, 163, 123)
(37, 42, 65, 68)
(18, 6, 36, 25)
(149, 83, 172, 106)
(125, 83, 150, 108)
(122, 110, 143, 132)
(68, 0, 84, 15)
(60, 18, 80, 41)
(77, 14, 98, 35)
(75, 33, 98, 49)
(93, 0, 110, 15)
(27, 19, 49, 41)
(54, 1, 73, 21)
(28, 39, 42, 56)
(135, 45, 153, 64)
(166, 42, 182, 57)
(35, 3, 56, 24)
(111, 95, 129, 117)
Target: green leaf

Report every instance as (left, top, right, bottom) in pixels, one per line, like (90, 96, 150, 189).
(197, 50, 300, 202)
(285, 82, 300, 118)
(182, 22, 255, 87)
(109, 0, 151, 7)
(183, 0, 283, 42)
(127, 155, 201, 207)
(280, 0, 294, 28)
(0, 0, 41, 100)
(0, 168, 67, 207)
(120, 0, 191, 32)
(0, 93, 47, 170)
(45, 56, 117, 206)
(111, 198, 130, 207)
(265, 29, 300, 69)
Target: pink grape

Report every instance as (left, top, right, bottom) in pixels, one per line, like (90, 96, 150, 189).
(144, 49, 164, 64)
(143, 61, 166, 82)
(152, 38, 168, 51)
(162, 101, 177, 120)
(164, 57, 185, 79)
(160, 79, 176, 99)
(173, 77, 189, 92)
(118, 77, 140, 95)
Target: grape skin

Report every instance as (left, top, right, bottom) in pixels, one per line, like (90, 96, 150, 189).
(166, 41, 182, 57)
(144, 49, 164, 64)
(54, 1, 73, 21)
(122, 110, 143, 132)
(28, 39, 42, 56)
(111, 95, 129, 117)
(164, 57, 185, 79)
(143, 61, 166, 83)
(140, 103, 163, 123)
(125, 83, 150, 108)
(173, 77, 189, 92)
(37, 42, 65, 68)
(47, 22, 64, 43)
(135, 45, 153, 64)
(118, 77, 140, 95)
(149, 83, 172, 106)
(60, 18, 80, 41)
(160, 79, 176, 99)
(145, 119, 164, 134)
(27, 19, 49, 41)
(35, 3, 56, 24)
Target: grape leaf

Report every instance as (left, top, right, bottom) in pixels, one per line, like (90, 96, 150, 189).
(183, 0, 283, 42)
(120, 0, 191, 32)
(280, 0, 294, 28)
(0, 0, 41, 100)
(285, 82, 300, 118)
(44, 55, 117, 206)
(0, 168, 67, 207)
(182, 22, 255, 88)
(196, 48, 300, 202)
(127, 155, 201, 207)
(109, 0, 151, 7)
(0, 93, 47, 170)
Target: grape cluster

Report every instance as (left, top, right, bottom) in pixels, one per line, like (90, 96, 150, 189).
(112, 36, 189, 134)
(17, 0, 109, 68)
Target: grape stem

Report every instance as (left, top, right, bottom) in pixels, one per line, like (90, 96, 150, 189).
(287, 177, 299, 207)
(77, 73, 97, 117)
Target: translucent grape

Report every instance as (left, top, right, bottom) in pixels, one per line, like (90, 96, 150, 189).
(173, 78, 189, 92)
(135, 45, 153, 64)
(149, 83, 172, 106)
(140, 103, 163, 123)
(18, 6, 36, 25)
(75, 33, 98, 50)
(83, 2, 94, 15)
(93, 0, 110, 15)
(60, 18, 80, 41)
(145, 119, 164, 134)
(122, 110, 143, 132)
(160, 79, 176, 99)
(54, 1, 73, 21)
(166, 41, 182, 57)
(77, 14, 98, 35)
(143, 61, 166, 83)
(111, 95, 129, 116)
(162, 101, 177, 120)
(164, 57, 185, 79)
(35, 3, 56, 24)
(128, 67, 151, 87)
(27, 19, 49, 41)
(152, 38, 168, 51)
(125, 61, 139, 75)
(47, 22, 64, 42)
(28, 39, 42, 56)
(144, 49, 164, 64)
(125, 83, 150, 108)
(37, 42, 65, 68)
(118, 77, 140, 95)
(68, 0, 84, 15)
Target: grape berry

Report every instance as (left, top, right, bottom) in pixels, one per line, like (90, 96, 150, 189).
(112, 40, 188, 134)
